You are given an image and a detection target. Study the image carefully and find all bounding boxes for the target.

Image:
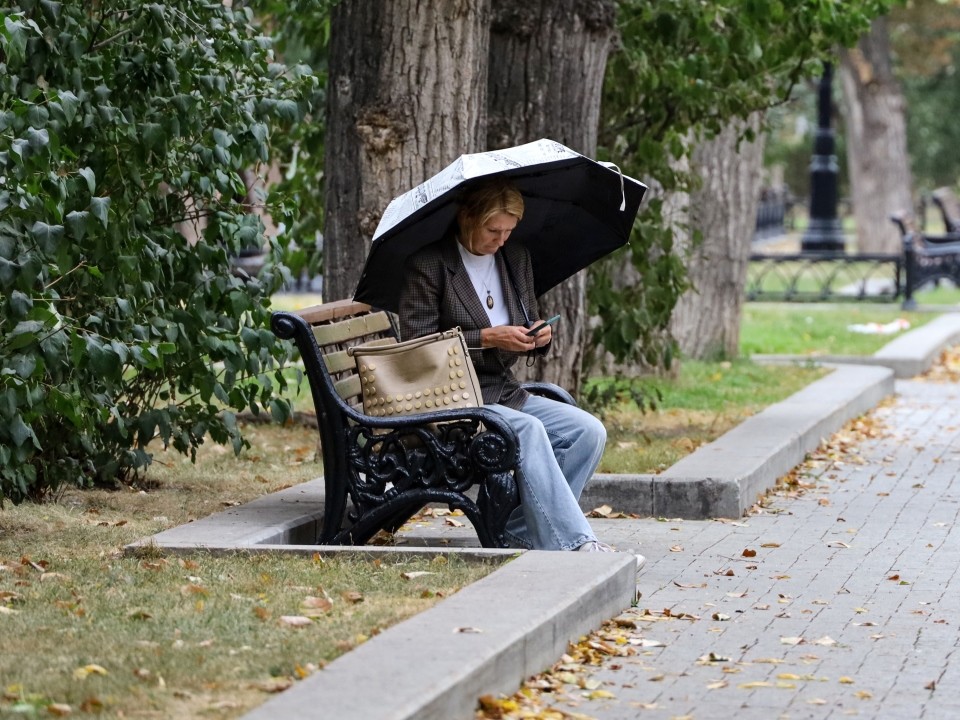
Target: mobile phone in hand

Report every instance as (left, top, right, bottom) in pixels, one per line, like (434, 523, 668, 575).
(526, 314, 561, 337)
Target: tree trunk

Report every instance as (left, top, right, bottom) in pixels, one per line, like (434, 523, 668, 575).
(487, 0, 616, 394)
(839, 16, 913, 255)
(670, 115, 765, 360)
(323, 1, 490, 302)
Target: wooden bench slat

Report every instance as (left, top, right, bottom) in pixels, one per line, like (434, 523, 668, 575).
(332, 374, 362, 402)
(324, 337, 397, 375)
(297, 299, 372, 324)
(312, 312, 392, 346)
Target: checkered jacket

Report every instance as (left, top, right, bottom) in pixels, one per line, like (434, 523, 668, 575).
(398, 237, 543, 410)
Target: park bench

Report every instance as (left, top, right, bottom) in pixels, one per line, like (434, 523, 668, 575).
(270, 299, 576, 548)
(931, 187, 960, 234)
(890, 211, 960, 308)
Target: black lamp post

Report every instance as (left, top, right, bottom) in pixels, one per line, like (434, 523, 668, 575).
(801, 61, 846, 254)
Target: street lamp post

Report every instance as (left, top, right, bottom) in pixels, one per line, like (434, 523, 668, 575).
(801, 61, 846, 254)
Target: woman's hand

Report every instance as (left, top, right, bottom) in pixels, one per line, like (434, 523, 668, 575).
(480, 324, 552, 352)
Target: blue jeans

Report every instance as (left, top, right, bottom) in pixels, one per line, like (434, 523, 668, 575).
(486, 394, 606, 551)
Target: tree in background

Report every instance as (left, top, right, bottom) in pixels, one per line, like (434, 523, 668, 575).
(0, 2, 314, 502)
(840, 16, 913, 254)
(596, 0, 894, 365)
(891, 0, 960, 193)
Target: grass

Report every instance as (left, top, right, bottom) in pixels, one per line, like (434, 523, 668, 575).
(740, 303, 936, 356)
(0, 422, 500, 719)
(594, 359, 826, 474)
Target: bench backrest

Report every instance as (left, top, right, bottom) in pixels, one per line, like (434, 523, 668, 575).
(292, 299, 397, 409)
(932, 187, 960, 232)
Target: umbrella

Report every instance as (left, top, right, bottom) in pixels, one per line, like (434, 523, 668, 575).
(353, 138, 647, 313)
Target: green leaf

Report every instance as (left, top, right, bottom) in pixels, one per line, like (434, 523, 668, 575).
(57, 90, 79, 124)
(78, 167, 96, 194)
(8, 414, 39, 449)
(65, 210, 89, 241)
(30, 221, 64, 253)
(90, 197, 110, 228)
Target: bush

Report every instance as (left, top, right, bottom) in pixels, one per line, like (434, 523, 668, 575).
(0, 1, 315, 502)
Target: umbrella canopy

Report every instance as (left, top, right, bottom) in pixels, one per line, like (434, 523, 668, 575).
(353, 138, 647, 313)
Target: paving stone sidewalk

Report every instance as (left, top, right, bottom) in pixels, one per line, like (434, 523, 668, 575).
(562, 377, 960, 720)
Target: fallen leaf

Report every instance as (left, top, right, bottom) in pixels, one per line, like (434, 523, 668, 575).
(706, 680, 728, 690)
(742, 548, 757, 558)
(887, 574, 900, 581)
(925, 680, 936, 691)
(0, 606, 19, 615)
(761, 543, 781, 548)
(669, 545, 684, 553)
(584, 689, 616, 700)
(855, 690, 873, 699)
(674, 581, 707, 589)
(738, 681, 774, 689)
(454, 626, 483, 633)
(726, 591, 747, 598)
(827, 541, 851, 548)
(813, 636, 837, 646)
(251, 678, 293, 693)
(73, 664, 108, 680)
(780, 636, 804, 645)
(590, 504, 613, 517)
(807, 698, 828, 705)
(839, 676, 855, 684)
(302, 596, 333, 613)
(401, 571, 435, 580)
(46, 704, 72, 717)
(444, 518, 465, 528)
(341, 591, 364, 604)
(279, 615, 313, 628)
(711, 612, 731, 621)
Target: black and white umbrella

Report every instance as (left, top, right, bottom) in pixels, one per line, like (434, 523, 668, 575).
(353, 138, 647, 313)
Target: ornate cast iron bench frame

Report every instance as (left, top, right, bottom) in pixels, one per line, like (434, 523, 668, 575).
(270, 299, 574, 548)
(891, 212, 960, 310)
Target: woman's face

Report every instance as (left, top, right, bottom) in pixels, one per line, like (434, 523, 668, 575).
(465, 211, 519, 255)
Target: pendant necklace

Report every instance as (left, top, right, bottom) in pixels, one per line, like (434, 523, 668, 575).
(481, 257, 496, 309)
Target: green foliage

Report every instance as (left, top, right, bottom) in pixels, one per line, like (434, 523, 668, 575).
(591, 0, 895, 368)
(0, 1, 317, 502)
(249, 0, 335, 280)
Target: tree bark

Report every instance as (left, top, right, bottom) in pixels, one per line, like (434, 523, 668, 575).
(670, 115, 765, 360)
(487, 0, 616, 394)
(839, 16, 913, 255)
(323, 0, 491, 302)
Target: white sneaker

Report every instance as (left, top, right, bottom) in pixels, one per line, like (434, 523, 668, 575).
(577, 540, 646, 570)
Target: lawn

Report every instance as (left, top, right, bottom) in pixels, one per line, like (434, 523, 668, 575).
(740, 302, 936, 356)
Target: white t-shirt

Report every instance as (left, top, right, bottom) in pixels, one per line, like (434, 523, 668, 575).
(456, 242, 510, 326)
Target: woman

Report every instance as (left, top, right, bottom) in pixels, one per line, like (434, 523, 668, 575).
(399, 180, 642, 564)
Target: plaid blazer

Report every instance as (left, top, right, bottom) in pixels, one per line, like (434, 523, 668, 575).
(398, 236, 543, 410)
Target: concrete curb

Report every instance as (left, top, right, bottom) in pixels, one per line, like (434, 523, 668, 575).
(579, 364, 895, 519)
(242, 551, 635, 720)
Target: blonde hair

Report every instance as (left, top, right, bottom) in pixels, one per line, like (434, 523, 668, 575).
(456, 180, 524, 245)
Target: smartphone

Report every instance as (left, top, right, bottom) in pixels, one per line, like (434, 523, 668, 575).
(526, 314, 561, 337)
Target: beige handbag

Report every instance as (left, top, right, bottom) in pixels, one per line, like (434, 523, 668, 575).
(347, 328, 483, 418)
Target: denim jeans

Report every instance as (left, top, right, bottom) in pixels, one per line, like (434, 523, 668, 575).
(485, 394, 606, 551)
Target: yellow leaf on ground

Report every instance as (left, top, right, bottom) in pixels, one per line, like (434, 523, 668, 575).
(72, 664, 108, 680)
(47, 703, 72, 716)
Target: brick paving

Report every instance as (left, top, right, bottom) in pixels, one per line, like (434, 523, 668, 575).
(578, 378, 960, 720)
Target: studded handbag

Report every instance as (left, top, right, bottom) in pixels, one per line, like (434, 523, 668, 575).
(347, 328, 483, 418)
